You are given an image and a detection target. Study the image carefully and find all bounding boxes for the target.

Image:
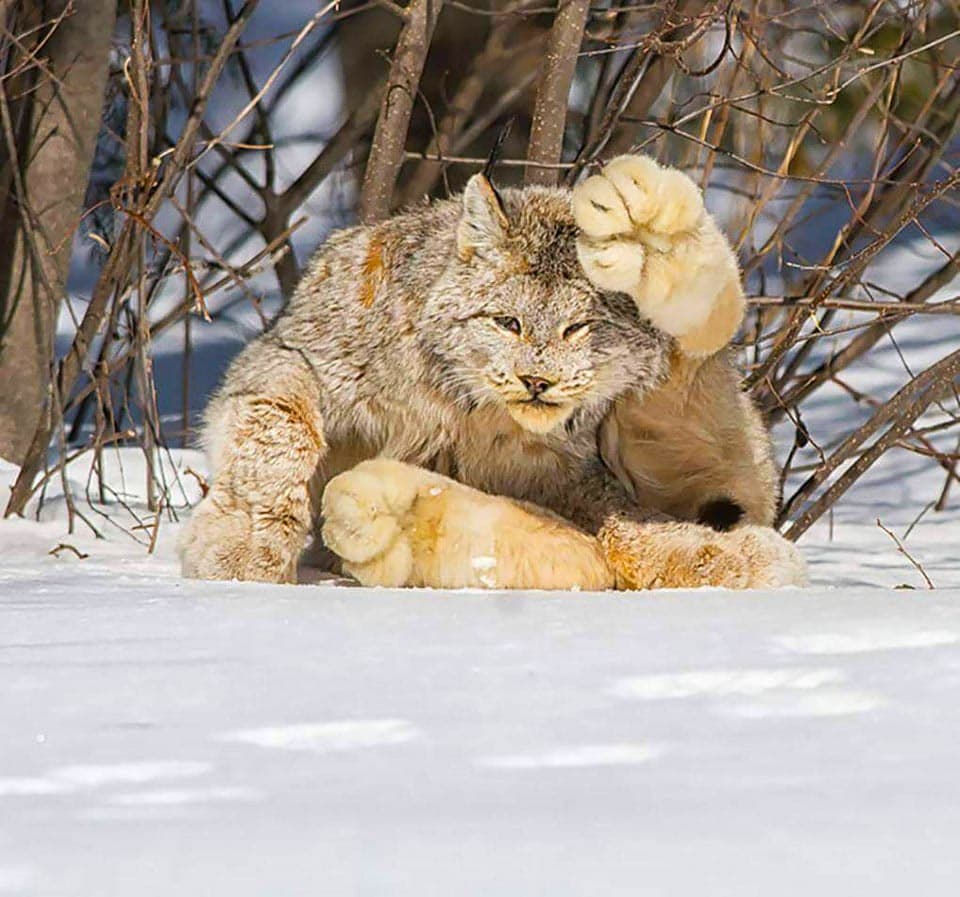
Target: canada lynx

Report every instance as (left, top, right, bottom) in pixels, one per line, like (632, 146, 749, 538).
(180, 155, 805, 590)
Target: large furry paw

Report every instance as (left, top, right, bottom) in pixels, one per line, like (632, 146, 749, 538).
(573, 155, 743, 354)
(599, 518, 806, 590)
(321, 459, 426, 588)
(322, 459, 614, 591)
(575, 156, 703, 241)
(573, 155, 703, 292)
(179, 491, 303, 584)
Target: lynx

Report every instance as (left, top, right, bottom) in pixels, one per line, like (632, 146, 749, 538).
(180, 155, 805, 590)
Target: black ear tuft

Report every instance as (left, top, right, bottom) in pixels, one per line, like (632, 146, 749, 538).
(457, 119, 515, 259)
(697, 498, 745, 532)
(483, 117, 515, 183)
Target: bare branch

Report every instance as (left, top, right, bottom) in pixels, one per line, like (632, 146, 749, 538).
(877, 519, 935, 590)
(359, 0, 444, 222)
(525, 0, 589, 187)
(782, 349, 960, 541)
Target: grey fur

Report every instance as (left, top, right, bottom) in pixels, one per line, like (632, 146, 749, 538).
(206, 180, 668, 527)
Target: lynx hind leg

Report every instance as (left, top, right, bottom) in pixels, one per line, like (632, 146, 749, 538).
(322, 459, 613, 591)
(601, 352, 779, 530)
(180, 384, 325, 584)
(599, 517, 806, 590)
(573, 155, 744, 356)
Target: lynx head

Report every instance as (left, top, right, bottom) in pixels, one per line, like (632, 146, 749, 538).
(422, 174, 666, 435)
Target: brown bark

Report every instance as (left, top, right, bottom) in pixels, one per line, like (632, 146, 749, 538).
(5, 0, 260, 516)
(780, 348, 960, 540)
(359, 0, 443, 223)
(0, 0, 116, 464)
(524, 0, 588, 188)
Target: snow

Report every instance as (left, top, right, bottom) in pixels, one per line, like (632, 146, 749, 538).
(2, 450, 960, 895)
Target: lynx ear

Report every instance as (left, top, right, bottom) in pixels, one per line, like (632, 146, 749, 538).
(457, 174, 509, 261)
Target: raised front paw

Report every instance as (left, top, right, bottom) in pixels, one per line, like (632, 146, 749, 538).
(574, 155, 703, 240)
(573, 155, 705, 297)
(573, 155, 743, 354)
(599, 518, 807, 590)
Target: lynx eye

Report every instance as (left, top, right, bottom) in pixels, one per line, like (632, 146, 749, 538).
(493, 316, 522, 335)
(562, 321, 591, 340)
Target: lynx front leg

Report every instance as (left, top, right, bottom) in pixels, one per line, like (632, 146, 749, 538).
(573, 155, 745, 357)
(321, 459, 612, 591)
(180, 352, 325, 583)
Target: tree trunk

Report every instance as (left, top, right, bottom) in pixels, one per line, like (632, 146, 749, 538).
(0, 0, 116, 464)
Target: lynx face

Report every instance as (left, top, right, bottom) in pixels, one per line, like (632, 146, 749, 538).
(421, 176, 666, 435)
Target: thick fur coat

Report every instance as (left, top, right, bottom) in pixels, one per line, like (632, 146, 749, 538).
(180, 155, 805, 590)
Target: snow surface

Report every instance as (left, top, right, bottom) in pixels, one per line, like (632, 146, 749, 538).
(2, 450, 960, 896)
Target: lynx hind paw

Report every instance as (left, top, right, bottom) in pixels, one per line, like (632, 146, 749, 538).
(321, 459, 426, 587)
(600, 519, 806, 591)
(733, 525, 808, 589)
(573, 155, 704, 240)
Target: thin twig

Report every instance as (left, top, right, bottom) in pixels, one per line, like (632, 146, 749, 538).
(877, 518, 935, 589)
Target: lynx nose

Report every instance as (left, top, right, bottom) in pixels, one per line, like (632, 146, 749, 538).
(519, 375, 553, 398)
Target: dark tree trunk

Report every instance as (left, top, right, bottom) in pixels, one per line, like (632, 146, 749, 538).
(0, 0, 116, 464)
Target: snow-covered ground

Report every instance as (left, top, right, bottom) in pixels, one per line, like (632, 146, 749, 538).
(2, 448, 960, 896)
